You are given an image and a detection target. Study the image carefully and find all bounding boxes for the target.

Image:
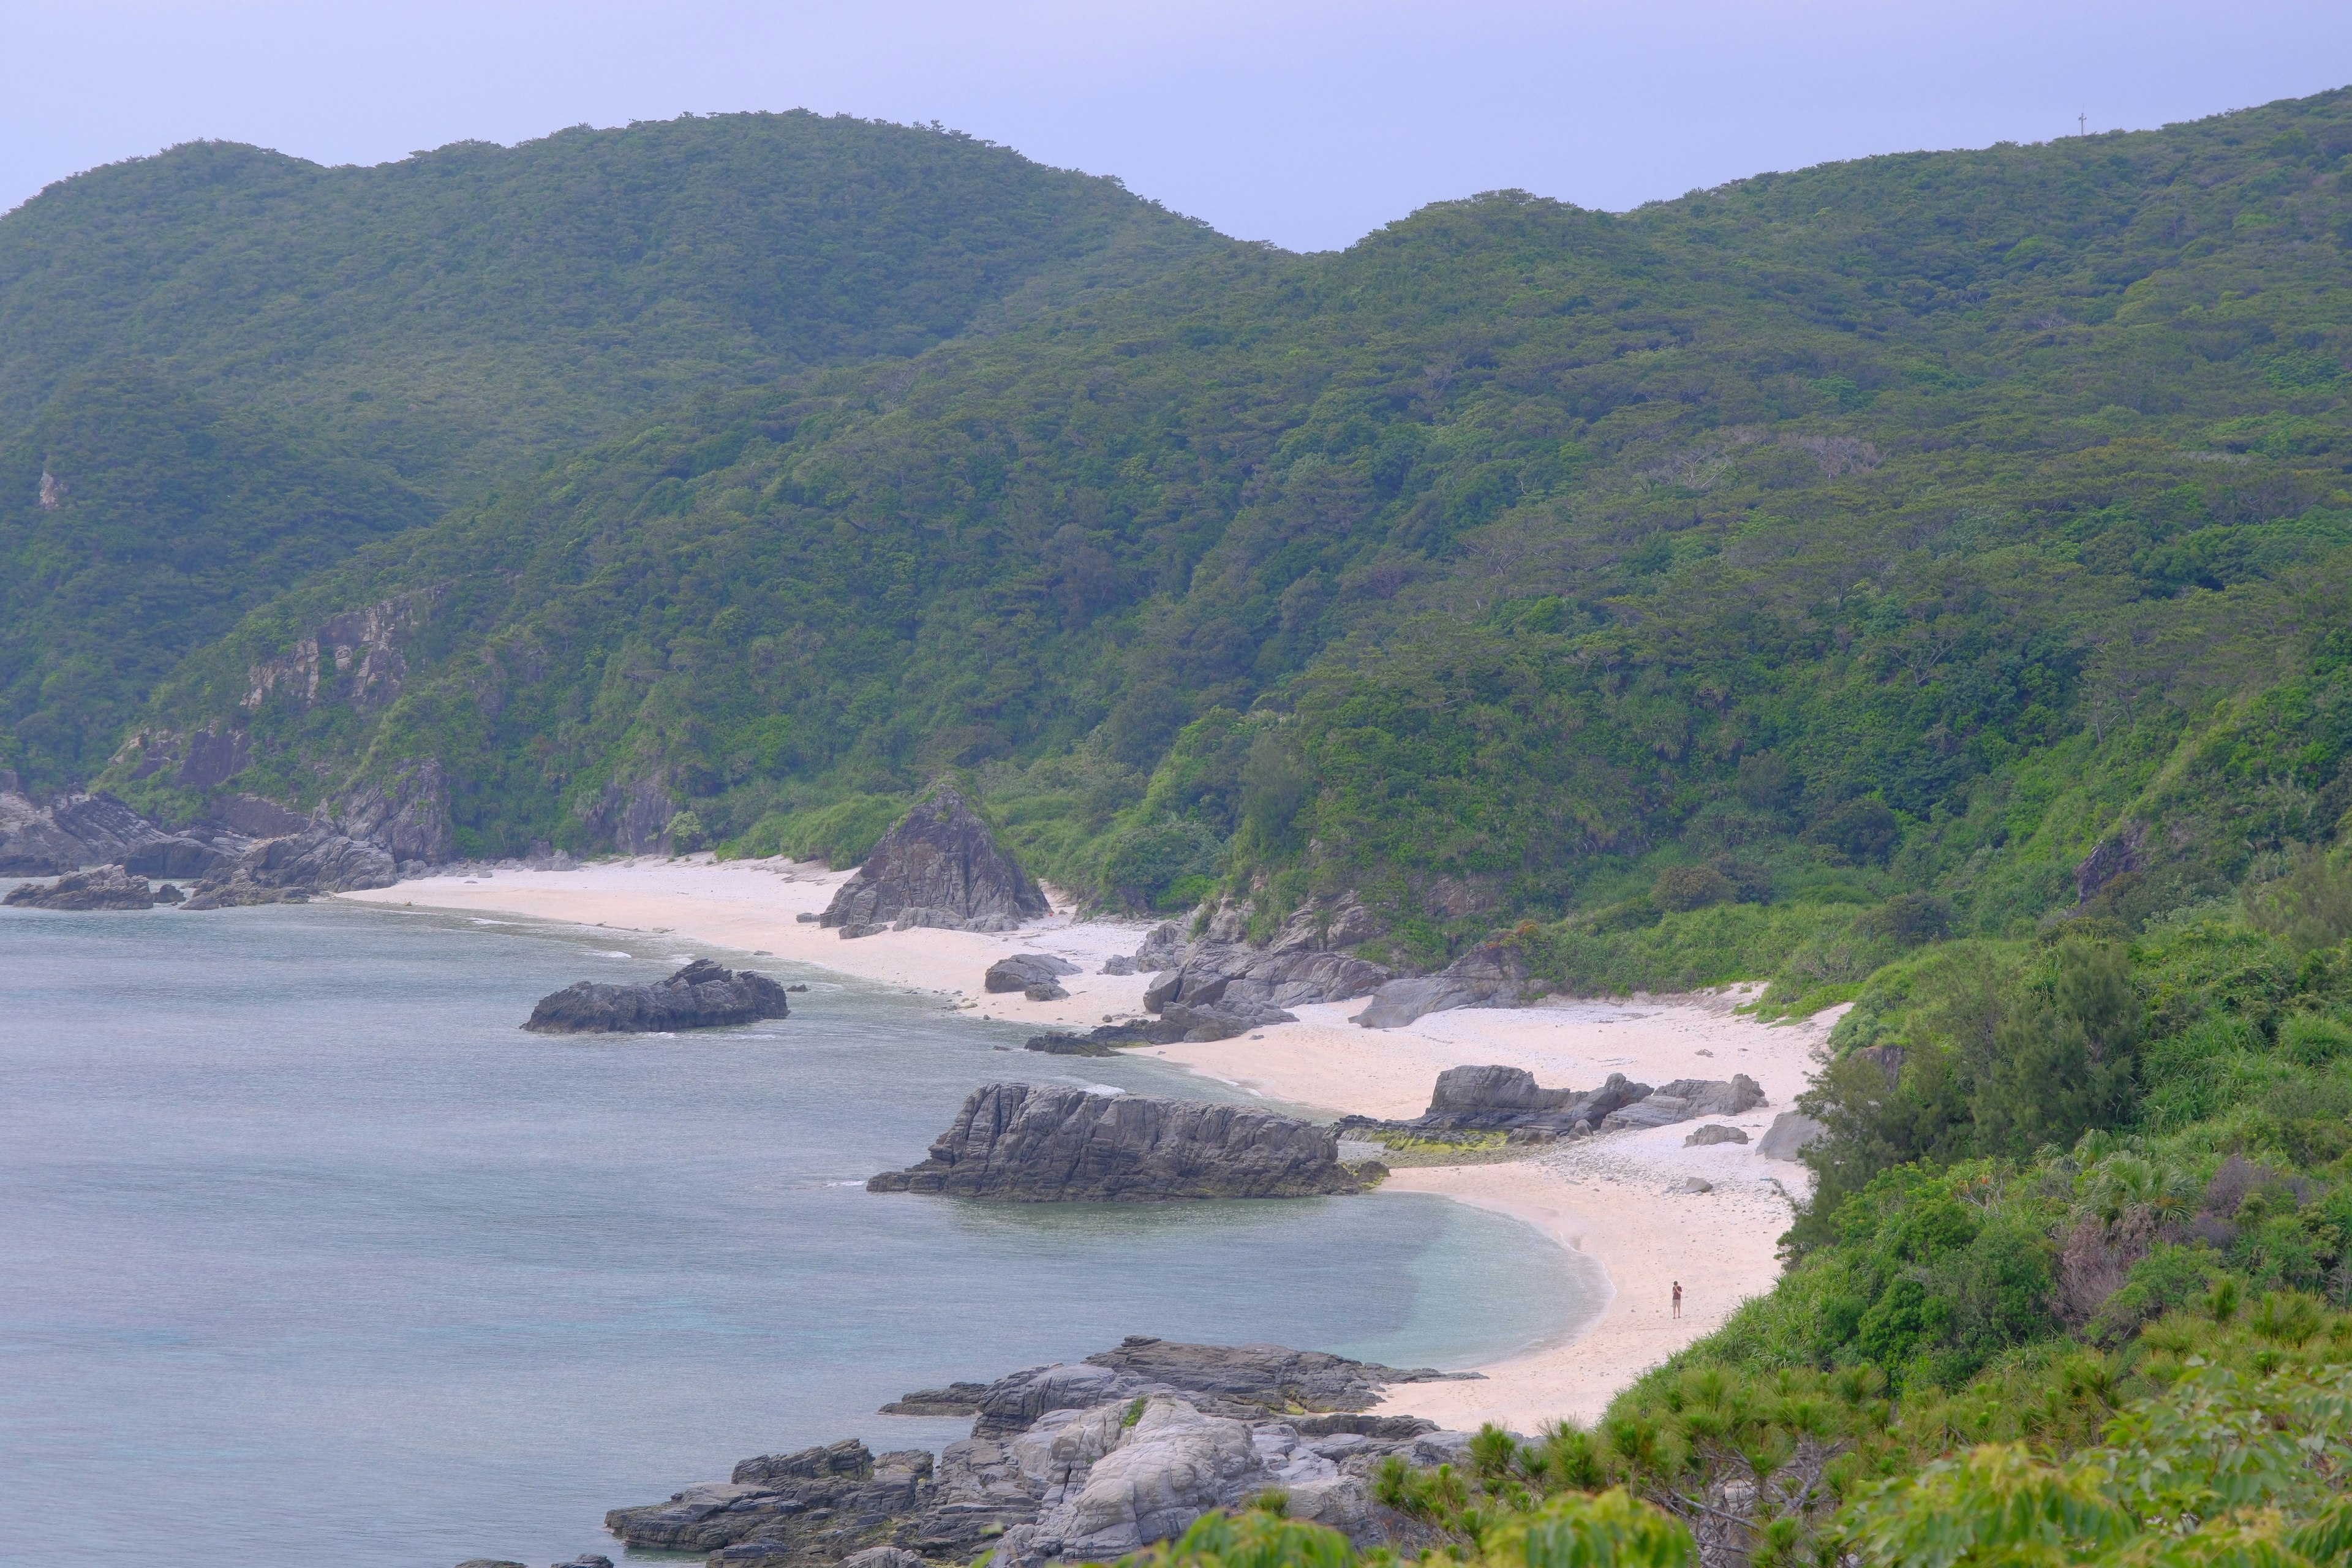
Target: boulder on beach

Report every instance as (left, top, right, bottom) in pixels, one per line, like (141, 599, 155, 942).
(1757, 1110, 1826, 1160)
(984, 952, 1080, 992)
(1684, 1124, 1750, 1147)
(523, 959, 790, 1033)
(1599, 1074, 1765, 1132)
(820, 783, 1049, 938)
(867, 1082, 1384, 1200)
(3, 863, 162, 910)
(1350, 942, 1532, 1028)
(1337, 1065, 1651, 1142)
(1138, 940, 1386, 1040)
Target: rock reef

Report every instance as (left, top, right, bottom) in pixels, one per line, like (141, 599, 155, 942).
(524, 959, 791, 1033)
(821, 784, 1048, 938)
(867, 1084, 1382, 1200)
(606, 1337, 1476, 1568)
(2, 863, 165, 910)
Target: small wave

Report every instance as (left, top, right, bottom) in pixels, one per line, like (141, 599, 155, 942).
(469, 918, 511, 925)
(595, 950, 631, 959)
(1084, 1084, 1128, 1096)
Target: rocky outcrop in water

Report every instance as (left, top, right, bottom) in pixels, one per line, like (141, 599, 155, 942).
(821, 784, 1049, 938)
(1351, 943, 1532, 1028)
(2, 863, 164, 910)
(607, 1338, 1473, 1568)
(524, 959, 791, 1033)
(867, 1084, 1382, 1200)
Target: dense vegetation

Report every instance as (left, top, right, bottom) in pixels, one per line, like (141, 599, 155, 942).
(0, 111, 1215, 788)
(13, 83, 2352, 1568)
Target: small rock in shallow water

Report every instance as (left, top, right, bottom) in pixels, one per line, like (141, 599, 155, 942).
(524, 959, 790, 1033)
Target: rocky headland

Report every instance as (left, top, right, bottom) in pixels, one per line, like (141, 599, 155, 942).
(867, 1084, 1384, 1199)
(821, 784, 1049, 938)
(524, 959, 792, 1033)
(603, 1337, 1477, 1568)
(2, 863, 173, 910)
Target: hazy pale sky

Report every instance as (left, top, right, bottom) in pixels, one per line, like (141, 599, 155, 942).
(6, 1, 2350, 251)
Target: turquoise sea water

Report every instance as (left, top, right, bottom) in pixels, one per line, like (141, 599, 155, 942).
(0, 895, 1601, 1567)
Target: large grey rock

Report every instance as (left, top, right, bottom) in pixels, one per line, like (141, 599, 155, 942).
(867, 1084, 1381, 1200)
(524, 959, 790, 1033)
(1083, 1336, 1471, 1414)
(1338, 1066, 1652, 1140)
(1137, 940, 1387, 1038)
(986, 953, 1081, 993)
(1685, 1124, 1750, 1147)
(821, 783, 1048, 937)
(3, 864, 160, 910)
(1600, 1075, 1766, 1132)
(1351, 943, 1531, 1028)
(180, 825, 398, 909)
(1757, 1110, 1825, 1161)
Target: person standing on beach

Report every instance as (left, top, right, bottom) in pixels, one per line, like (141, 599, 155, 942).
(1672, 1281, 1683, 1319)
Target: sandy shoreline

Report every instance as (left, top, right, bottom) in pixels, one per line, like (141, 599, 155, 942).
(345, 858, 1836, 1433)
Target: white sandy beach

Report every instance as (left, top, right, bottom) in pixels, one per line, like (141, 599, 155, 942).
(345, 857, 1838, 1433)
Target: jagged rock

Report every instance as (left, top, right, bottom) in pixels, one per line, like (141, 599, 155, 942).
(179, 826, 397, 909)
(614, 1338, 1475, 1568)
(1102, 954, 1139, 975)
(867, 1084, 1382, 1200)
(1757, 1110, 1825, 1161)
(1336, 1066, 1652, 1141)
(1351, 943, 1531, 1028)
(1270, 893, 1384, 954)
(333, 758, 454, 864)
(1684, 1124, 1750, 1147)
(1134, 922, 1185, 970)
(552, 1558, 614, 1568)
(1599, 1075, 1766, 1132)
(154, 882, 185, 904)
(120, 835, 232, 880)
(879, 1381, 991, 1415)
(986, 954, 1081, 993)
(822, 783, 1048, 937)
(3, 864, 161, 910)
(524, 959, 790, 1033)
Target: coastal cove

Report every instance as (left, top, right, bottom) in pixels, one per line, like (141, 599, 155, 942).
(0, 892, 1591, 1568)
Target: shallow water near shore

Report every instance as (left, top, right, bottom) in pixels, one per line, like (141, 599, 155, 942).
(1, 894, 1600, 1568)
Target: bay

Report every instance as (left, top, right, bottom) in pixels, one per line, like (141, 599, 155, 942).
(0, 895, 1599, 1567)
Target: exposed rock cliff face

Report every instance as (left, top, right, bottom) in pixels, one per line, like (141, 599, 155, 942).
(333, 758, 453, 866)
(2, 864, 163, 910)
(867, 1084, 1381, 1200)
(605, 1338, 1472, 1568)
(821, 784, 1048, 937)
(0, 788, 186, 875)
(524, 959, 791, 1033)
(1351, 942, 1532, 1028)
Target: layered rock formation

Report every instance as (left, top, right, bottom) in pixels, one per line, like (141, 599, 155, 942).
(608, 1338, 1473, 1568)
(1351, 943, 1532, 1028)
(0, 786, 190, 875)
(524, 959, 791, 1033)
(821, 784, 1048, 938)
(2, 863, 164, 910)
(867, 1084, 1382, 1200)
(1340, 1065, 1766, 1144)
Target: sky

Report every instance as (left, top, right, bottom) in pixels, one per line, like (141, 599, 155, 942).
(5, 1, 2351, 252)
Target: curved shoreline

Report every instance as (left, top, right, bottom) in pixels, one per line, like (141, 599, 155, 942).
(344, 856, 1834, 1431)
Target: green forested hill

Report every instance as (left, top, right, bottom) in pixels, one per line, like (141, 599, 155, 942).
(116, 89, 2352, 963)
(0, 112, 1221, 788)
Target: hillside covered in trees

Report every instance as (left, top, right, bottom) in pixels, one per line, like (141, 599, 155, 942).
(11, 85, 2352, 1568)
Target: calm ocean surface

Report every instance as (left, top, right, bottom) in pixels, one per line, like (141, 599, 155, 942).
(0, 895, 1599, 1567)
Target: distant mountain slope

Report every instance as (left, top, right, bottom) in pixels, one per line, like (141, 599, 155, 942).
(113, 88, 2352, 952)
(0, 112, 1224, 788)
